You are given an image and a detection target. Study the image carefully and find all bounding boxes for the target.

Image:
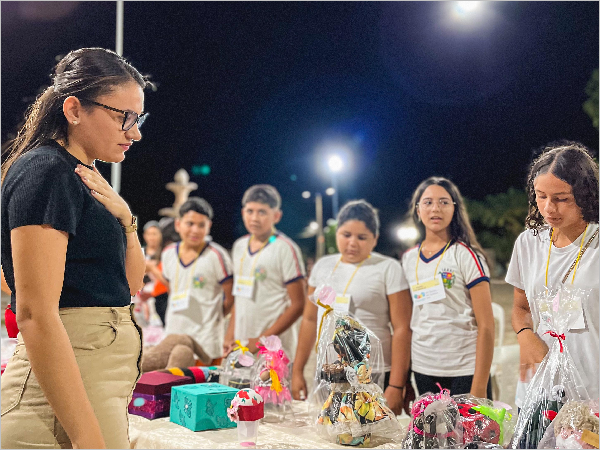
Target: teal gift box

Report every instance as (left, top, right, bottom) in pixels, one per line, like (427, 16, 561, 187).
(170, 382, 239, 431)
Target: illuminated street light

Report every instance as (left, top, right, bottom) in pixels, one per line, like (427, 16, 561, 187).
(325, 187, 336, 196)
(328, 154, 344, 173)
(309, 221, 319, 231)
(302, 191, 311, 199)
(396, 225, 419, 244)
(455, 1, 479, 14)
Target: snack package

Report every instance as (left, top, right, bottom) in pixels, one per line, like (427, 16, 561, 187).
(219, 340, 256, 390)
(311, 284, 399, 447)
(402, 388, 461, 449)
(537, 400, 599, 449)
(454, 394, 516, 448)
(251, 335, 293, 420)
(510, 286, 592, 449)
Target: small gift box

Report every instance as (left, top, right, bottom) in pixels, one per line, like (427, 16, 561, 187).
(134, 371, 194, 395)
(128, 372, 194, 420)
(170, 382, 239, 431)
(128, 392, 172, 419)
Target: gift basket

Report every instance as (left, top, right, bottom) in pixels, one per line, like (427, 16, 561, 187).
(537, 400, 599, 449)
(251, 335, 292, 420)
(402, 388, 516, 449)
(311, 284, 398, 447)
(510, 287, 592, 449)
(220, 340, 257, 390)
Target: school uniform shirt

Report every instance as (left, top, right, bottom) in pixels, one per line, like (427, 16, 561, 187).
(505, 224, 599, 404)
(308, 252, 409, 372)
(161, 241, 233, 359)
(231, 232, 306, 360)
(402, 240, 490, 377)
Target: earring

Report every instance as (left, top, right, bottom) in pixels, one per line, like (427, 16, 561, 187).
(72, 121, 78, 125)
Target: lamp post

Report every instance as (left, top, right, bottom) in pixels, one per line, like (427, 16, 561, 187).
(327, 155, 343, 219)
(111, 1, 124, 193)
(301, 191, 325, 259)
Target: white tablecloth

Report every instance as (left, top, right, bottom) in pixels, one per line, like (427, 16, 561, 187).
(129, 401, 409, 449)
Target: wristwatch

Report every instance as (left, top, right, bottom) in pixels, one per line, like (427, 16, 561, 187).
(121, 215, 138, 233)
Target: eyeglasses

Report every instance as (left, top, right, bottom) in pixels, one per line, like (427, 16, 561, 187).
(79, 99, 147, 131)
(418, 199, 456, 210)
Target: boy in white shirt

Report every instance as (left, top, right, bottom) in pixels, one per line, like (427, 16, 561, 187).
(224, 185, 306, 360)
(158, 198, 234, 362)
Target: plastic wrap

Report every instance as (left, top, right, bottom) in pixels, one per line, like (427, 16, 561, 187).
(219, 340, 257, 390)
(402, 390, 516, 449)
(510, 286, 592, 449)
(537, 400, 599, 449)
(310, 283, 399, 447)
(251, 335, 293, 421)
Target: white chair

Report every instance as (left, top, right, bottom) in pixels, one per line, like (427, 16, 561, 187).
(490, 302, 505, 400)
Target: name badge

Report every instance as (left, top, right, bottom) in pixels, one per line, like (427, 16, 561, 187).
(410, 273, 446, 306)
(233, 276, 255, 299)
(170, 290, 190, 312)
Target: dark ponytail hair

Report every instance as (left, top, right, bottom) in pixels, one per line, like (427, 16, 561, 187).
(2, 47, 150, 181)
(408, 176, 487, 260)
(525, 140, 599, 233)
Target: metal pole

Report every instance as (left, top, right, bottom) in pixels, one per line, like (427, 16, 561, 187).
(111, 0, 124, 193)
(316, 193, 325, 259)
(331, 174, 339, 219)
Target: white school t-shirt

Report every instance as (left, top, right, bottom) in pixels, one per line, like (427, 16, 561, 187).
(401, 240, 490, 377)
(308, 252, 409, 372)
(505, 224, 599, 404)
(231, 232, 306, 360)
(161, 241, 233, 359)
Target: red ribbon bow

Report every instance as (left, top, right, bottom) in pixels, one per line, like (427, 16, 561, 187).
(544, 331, 566, 352)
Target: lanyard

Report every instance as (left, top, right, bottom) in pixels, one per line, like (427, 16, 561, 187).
(238, 234, 275, 277)
(173, 242, 205, 292)
(314, 255, 370, 351)
(415, 240, 451, 284)
(331, 254, 371, 295)
(545, 225, 588, 287)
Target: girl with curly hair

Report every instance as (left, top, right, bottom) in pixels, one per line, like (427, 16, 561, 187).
(506, 141, 599, 408)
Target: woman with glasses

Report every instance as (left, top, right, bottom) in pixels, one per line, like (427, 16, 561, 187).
(401, 177, 495, 399)
(1, 48, 151, 448)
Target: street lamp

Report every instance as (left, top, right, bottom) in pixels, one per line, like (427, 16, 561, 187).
(301, 191, 325, 259)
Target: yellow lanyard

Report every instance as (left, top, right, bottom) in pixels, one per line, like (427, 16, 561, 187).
(173, 242, 205, 293)
(545, 225, 588, 287)
(238, 234, 275, 277)
(331, 254, 371, 295)
(415, 240, 451, 284)
(314, 255, 370, 351)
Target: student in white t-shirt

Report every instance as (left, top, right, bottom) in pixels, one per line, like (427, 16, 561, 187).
(223, 185, 306, 360)
(292, 200, 413, 415)
(157, 198, 234, 361)
(506, 141, 599, 407)
(402, 177, 495, 399)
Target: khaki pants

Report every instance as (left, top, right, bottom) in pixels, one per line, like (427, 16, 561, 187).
(1, 305, 142, 449)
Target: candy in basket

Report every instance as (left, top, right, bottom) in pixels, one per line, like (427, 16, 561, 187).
(220, 340, 256, 390)
(510, 287, 592, 449)
(251, 335, 292, 420)
(311, 284, 398, 447)
(537, 400, 599, 449)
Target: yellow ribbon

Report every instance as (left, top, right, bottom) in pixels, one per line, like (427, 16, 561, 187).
(315, 299, 333, 352)
(233, 340, 249, 353)
(269, 369, 282, 394)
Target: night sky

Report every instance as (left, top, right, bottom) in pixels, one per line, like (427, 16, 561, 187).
(2, 1, 598, 257)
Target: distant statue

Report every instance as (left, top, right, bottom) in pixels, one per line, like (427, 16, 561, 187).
(158, 169, 198, 218)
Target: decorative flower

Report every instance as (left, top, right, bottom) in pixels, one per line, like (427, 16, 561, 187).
(316, 285, 336, 306)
